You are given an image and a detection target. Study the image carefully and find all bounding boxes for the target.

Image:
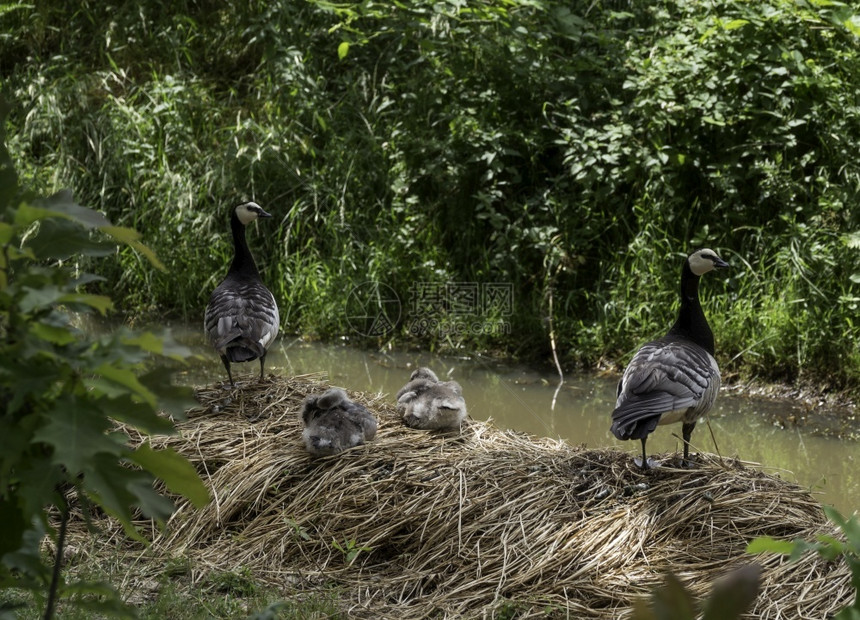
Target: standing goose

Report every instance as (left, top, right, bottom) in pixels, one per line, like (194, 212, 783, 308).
(204, 202, 279, 387)
(610, 248, 729, 469)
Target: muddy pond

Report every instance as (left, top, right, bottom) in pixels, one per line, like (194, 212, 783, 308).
(174, 332, 859, 516)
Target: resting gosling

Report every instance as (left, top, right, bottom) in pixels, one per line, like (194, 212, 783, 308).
(396, 367, 468, 430)
(301, 388, 378, 456)
(610, 248, 729, 469)
(204, 202, 279, 387)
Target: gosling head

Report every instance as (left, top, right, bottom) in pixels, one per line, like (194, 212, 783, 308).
(687, 248, 729, 276)
(301, 388, 348, 425)
(409, 367, 439, 383)
(235, 201, 272, 226)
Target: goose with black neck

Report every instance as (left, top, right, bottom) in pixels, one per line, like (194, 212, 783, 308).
(204, 201, 280, 387)
(610, 248, 729, 469)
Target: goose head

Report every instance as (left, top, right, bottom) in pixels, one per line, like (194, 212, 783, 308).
(235, 201, 272, 226)
(688, 248, 729, 276)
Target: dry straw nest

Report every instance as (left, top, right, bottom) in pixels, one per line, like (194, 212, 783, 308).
(119, 374, 852, 618)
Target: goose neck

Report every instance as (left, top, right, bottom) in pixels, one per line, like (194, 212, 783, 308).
(229, 210, 260, 277)
(668, 261, 715, 354)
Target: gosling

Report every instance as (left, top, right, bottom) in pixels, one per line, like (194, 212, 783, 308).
(300, 388, 377, 456)
(396, 367, 468, 430)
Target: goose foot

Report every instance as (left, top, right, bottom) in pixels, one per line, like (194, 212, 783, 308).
(633, 456, 663, 470)
(678, 454, 699, 469)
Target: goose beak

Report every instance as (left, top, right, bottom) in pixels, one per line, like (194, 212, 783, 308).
(714, 256, 729, 269)
(258, 208, 273, 218)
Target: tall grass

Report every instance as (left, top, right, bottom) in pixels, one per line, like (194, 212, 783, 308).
(2, 0, 859, 389)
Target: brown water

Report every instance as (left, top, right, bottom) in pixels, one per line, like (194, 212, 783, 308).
(176, 334, 859, 516)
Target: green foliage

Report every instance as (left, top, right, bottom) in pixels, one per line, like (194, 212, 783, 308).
(631, 564, 760, 620)
(747, 505, 860, 618)
(0, 99, 208, 617)
(330, 538, 372, 566)
(2, 0, 860, 387)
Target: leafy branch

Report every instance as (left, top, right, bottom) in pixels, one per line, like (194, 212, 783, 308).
(0, 97, 209, 618)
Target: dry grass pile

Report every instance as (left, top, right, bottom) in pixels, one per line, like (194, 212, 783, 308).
(129, 374, 852, 618)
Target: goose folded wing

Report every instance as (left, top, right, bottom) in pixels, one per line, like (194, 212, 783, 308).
(611, 341, 713, 438)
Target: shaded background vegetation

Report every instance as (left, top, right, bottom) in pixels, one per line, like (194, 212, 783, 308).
(2, 0, 859, 391)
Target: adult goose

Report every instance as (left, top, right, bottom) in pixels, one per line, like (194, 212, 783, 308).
(396, 367, 468, 430)
(300, 388, 378, 456)
(204, 202, 279, 387)
(610, 248, 729, 469)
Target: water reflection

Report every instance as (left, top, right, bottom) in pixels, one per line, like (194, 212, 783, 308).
(175, 333, 858, 516)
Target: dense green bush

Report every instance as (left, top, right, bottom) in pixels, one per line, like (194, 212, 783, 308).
(2, 0, 859, 389)
(0, 99, 208, 617)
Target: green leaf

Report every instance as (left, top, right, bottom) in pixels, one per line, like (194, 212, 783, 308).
(338, 41, 350, 59)
(746, 536, 797, 555)
(702, 564, 760, 620)
(57, 292, 114, 315)
(95, 364, 157, 407)
(823, 505, 860, 547)
(18, 284, 62, 313)
(631, 572, 696, 620)
(29, 322, 77, 346)
(83, 453, 175, 524)
(0, 222, 13, 244)
(123, 330, 193, 360)
(0, 521, 51, 585)
(137, 366, 196, 419)
(95, 393, 176, 434)
(0, 498, 28, 557)
(17, 190, 111, 229)
(128, 442, 209, 508)
(26, 218, 115, 260)
(723, 19, 749, 30)
(101, 226, 165, 271)
(32, 398, 121, 474)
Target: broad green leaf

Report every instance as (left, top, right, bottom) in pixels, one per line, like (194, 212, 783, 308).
(57, 292, 114, 314)
(631, 572, 695, 620)
(823, 505, 860, 547)
(0, 222, 13, 244)
(101, 226, 165, 271)
(32, 399, 120, 474)
(18, 284, 62, 313)
(26, 218, 115, 260)
(724, 19, 749, 30)
(123, 330, 193, 360)
(0, 522, 51, 585)
(97, 393, 177, 434)
(95, 364, 157, 407)
(17, 191, 111, 229)
(0, 498, 28, 557)
(138, 366, 196, 418)
(83, 454, 175, 524)
(128, 442, 209, 508)
(746, 536, 796, 555)
(338, 41, 350, 59)
(29, 322, 77, 346)
(702, 564, 760, 620)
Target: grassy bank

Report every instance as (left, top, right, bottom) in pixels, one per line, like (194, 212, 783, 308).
(2, 0, 859, 391)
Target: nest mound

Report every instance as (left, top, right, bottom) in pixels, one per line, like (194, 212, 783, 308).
(138, 374, 851, 618)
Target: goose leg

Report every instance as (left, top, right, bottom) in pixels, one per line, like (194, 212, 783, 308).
(220, 355, 235, 388)
(259, 353, 266, 380)
(681, 421, 696, 467)
(636, 437, 650, 470)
